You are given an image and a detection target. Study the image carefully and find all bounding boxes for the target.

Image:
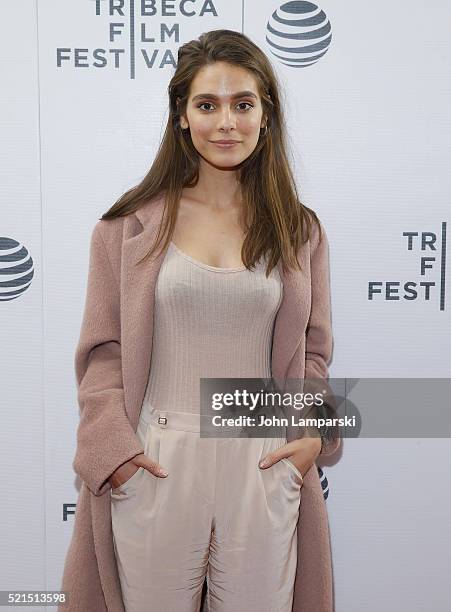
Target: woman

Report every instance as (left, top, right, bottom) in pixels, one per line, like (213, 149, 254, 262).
(60, 29, 340, 612)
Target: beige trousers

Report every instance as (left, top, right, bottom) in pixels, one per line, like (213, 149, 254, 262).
(110, 410, 303, 612)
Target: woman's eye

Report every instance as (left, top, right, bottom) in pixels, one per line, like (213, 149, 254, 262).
(197, 102, 253, 112)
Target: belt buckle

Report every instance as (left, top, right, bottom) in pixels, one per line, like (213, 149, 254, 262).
(157, 414, 167, 427)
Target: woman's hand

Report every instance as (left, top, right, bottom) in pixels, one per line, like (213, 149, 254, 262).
(109, 453, 168, 489)
(258, 436, 322, 479)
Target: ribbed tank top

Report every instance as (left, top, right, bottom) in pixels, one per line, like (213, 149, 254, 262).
(138, 241, 283, 423)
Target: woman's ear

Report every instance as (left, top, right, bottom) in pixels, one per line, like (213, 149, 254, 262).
(176, 97, 188, 130)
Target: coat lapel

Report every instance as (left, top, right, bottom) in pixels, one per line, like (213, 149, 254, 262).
(120, 193, 310, 429)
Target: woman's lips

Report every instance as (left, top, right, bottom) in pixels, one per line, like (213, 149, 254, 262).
(211, 141, 240, 148)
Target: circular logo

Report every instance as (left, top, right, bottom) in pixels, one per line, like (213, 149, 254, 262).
(0, 237, 34, 301)
(266, 1, 332, 68)
(317, 465, 329, 500)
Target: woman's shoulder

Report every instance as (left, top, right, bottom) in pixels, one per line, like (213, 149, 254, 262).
(93, 216, 125, 249)
(302, 204, 329, 253)
(87, 216, 127, 274)
(95, 214, 125, 235)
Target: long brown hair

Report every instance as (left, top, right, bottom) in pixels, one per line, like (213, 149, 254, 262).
(101, 28, 323, 276)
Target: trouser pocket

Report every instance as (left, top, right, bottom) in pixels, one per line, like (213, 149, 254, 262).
(110, 417, 163, 499)
(258, 435, 303, 517)
(280, 457, 304, 486)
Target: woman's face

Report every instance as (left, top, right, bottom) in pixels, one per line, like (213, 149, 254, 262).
(179, 61, 267, 169)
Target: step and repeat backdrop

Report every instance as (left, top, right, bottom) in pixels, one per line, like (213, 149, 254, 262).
(1, 1, 450, 610)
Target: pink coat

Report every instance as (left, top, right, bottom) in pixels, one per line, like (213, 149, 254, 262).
(59, 192, 340, 612)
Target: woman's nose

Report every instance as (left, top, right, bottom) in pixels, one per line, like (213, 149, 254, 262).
(217, 109, 236, 131)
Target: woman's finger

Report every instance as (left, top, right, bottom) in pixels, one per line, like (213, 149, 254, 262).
(258, 439, 314, 469)
(132, 455, 168, 477)
(258, 443, 291, 468)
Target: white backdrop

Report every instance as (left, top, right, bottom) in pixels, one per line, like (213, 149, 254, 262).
(1, 1, 450, 610)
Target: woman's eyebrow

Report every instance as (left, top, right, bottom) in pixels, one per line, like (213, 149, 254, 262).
(191, 91, 258, 102)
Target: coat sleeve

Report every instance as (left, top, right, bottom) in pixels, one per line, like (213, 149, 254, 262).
(305, 219, 341, 457)
(72, 220, 144, 496)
